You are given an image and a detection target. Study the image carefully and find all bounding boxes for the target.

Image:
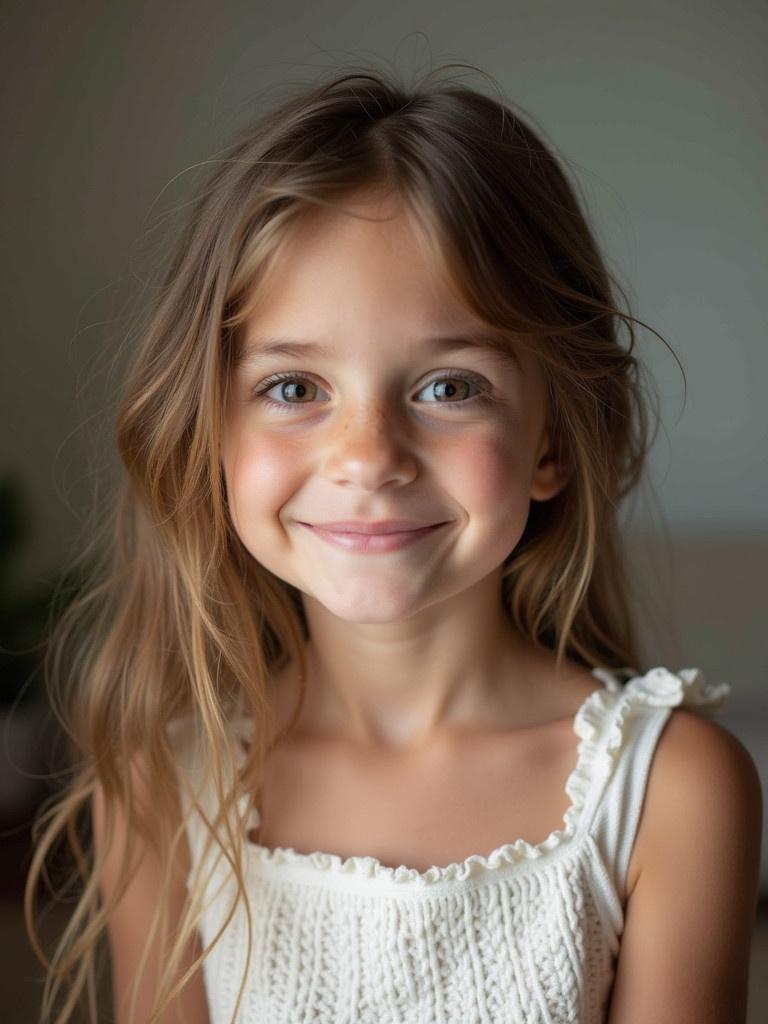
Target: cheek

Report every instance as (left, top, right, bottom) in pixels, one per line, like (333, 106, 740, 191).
(440, 426, 533, 514)
(224, 429, 304, 531)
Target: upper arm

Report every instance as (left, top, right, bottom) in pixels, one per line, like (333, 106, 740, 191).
(607, 709, 763, 1024)
(92, 752, 210, 1024)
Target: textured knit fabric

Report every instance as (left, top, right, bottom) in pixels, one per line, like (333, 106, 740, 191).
(167, 666, 731, 1024)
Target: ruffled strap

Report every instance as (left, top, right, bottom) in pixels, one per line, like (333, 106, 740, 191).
(585, 666, 731, 923)
(599, 666, 730, 755)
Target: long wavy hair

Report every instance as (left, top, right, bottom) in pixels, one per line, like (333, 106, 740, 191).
(25, 62, 660, 1022)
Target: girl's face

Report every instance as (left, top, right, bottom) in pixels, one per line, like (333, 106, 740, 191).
(222, 193, 565, 623)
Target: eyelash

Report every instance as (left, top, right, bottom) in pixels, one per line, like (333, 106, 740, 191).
(252, 370, 491, 414)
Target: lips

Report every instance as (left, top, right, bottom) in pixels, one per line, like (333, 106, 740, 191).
(299, 519, 445, 535)
(298, 520, 449, 553)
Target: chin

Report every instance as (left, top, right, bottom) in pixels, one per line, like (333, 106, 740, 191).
(310, 587, 426, 625)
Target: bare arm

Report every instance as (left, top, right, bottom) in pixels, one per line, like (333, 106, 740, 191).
(92, 753, 210, 1024)
(607, 709, 763, 1023)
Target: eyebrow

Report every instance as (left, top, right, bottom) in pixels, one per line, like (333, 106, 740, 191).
(235, 330, 521, 368)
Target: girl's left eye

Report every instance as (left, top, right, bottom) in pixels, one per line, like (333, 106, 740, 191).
(253, 371, 490, 412)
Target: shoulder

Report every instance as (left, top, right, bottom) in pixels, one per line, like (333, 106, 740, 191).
(650, 708, 761, 835)
(92, 749, 187, 892)
(608, 707, 763, 1022)
(633, 707, 762, 891)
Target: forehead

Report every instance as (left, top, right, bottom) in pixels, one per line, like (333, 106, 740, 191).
(259, 198, 448, 309)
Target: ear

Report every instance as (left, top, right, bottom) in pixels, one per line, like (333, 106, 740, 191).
(529, 430, 571, 502)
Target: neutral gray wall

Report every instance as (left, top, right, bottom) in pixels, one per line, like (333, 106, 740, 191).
(2, 1, 766, 693)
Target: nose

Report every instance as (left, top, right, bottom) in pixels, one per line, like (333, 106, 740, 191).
(321, 404, 418, 491)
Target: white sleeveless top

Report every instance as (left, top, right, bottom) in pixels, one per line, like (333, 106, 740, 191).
(167, 666, 731, 1024)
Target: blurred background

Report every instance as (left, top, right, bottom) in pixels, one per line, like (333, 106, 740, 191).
(1, 0, 766, 1020)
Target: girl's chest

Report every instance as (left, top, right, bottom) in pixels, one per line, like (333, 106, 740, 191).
(247, 723, 580, 873)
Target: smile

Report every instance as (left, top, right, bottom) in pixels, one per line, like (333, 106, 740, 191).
(298, 522, 449, 553)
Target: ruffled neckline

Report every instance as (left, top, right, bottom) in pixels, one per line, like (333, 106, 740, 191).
(232, 666, 730, 888)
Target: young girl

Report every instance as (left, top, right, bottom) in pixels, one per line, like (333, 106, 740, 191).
(26, 64, 761, 1024)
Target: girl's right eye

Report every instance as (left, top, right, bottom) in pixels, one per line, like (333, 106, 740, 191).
(254, 373, 328, 412)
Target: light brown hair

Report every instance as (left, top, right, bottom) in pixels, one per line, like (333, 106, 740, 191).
(26, 62, 661, 1022)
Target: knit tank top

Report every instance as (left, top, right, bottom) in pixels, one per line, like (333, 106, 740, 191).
(167, 666, 731, 1024)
